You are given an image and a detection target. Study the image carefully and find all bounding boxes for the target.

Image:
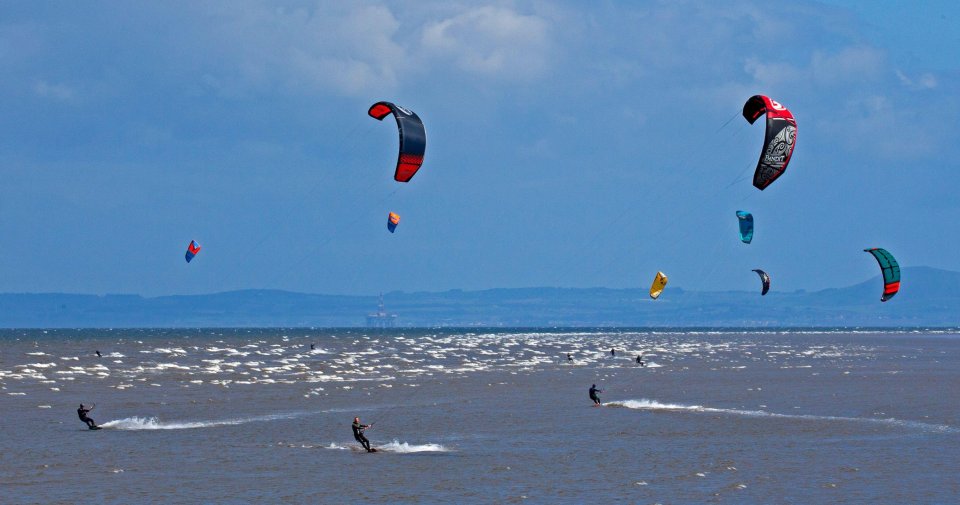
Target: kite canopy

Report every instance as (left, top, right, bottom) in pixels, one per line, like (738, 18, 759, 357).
(743, 95, 797, 190)
(736, 210, 754, 244)
(752, 269, 770, 296)
(649, 271, 668, 300)
(864, 248, 900, 302)
(387, 212, 400, 233)
(185, 240, 201, 263)
(368, 101, 426, 183)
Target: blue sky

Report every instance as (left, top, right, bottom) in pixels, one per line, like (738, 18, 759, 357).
(1, 0, 958, 296)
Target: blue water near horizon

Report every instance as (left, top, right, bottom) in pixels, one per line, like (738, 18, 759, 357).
(2, 328, 958, 503)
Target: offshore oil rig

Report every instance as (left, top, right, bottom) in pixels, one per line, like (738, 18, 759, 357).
(365, 293, 397, 328)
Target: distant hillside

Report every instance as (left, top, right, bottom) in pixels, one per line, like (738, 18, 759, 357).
(0, 267, 958, 328)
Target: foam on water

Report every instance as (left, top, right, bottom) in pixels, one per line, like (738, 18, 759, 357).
(377, 440, 450, 453)
(100, 412, 301, 430)
(321, 440, 449, 453)
(608, 399, 960, 433)
(0, 329, 943, 426)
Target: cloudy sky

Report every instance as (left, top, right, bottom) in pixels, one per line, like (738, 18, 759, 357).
(1, 0, 958, 296)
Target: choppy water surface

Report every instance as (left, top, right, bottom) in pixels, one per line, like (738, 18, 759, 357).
(2, 328, 958, 503)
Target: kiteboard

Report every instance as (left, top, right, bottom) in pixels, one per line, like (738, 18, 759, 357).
(88, 426, 102, 430)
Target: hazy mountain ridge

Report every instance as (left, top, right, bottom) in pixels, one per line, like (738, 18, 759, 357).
(0, 267, 957, 328)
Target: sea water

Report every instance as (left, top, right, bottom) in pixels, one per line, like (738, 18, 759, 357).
(1, 328, 958, 503)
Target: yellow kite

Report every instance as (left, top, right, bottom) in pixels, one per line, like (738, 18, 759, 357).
(649, 271, 668, 300)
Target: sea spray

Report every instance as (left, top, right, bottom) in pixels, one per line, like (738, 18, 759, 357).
(608, 399, 959, 433)
(100, 412, 305, 430)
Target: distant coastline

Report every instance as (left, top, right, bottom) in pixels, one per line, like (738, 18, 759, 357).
(0, 266, 958, 328)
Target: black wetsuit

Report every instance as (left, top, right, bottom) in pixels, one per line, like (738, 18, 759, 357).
(636, 355, 644, 366)
(352, 421, 372, 451)
(589, 385, 602, 405)
(77, 407, 97, 429)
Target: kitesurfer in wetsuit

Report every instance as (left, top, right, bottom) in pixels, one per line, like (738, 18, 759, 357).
(610, 348, 616, 357)
(352, 417, 373, 452)
(77, 403, 97, 429)
(95, 350, 102, 358)
(589, 384, 603, 406)
(566, 353, 573, 362)
(636, 354, 644, 366)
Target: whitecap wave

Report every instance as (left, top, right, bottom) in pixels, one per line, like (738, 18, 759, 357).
(607, 399, 959, 433)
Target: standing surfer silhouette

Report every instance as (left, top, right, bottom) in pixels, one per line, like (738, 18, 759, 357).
(352, 417, 375, 452)
(589, 384, 603, 406)
(77, 403, 99, 429)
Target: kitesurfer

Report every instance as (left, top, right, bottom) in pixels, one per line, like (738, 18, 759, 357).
(352, 417, 374, 452)
(636, 354, 645, 366)
(610, 348, 616, 357)
(310, 344, 315, 350)
(77, 403, 98, 429)
(566, 353, 573, 362)
(95, 350, 102, 358)
(589, 384, 603, 406)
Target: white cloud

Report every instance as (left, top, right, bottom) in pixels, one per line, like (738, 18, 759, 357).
(173, 3, 557, 96)
(809, 45, 885, 85)
(744, 45, 886, 90)
(192, 3, 406, 97)
(896, 69, 938, 90)
(819, 93, 935, 159)
(34, 80, 74, 102)
(743, 59, 805, 88)
(289, 4, 406, 93)
(420, 6, 550, 80)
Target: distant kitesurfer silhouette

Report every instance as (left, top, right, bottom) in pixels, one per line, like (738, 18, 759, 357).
(589, 384, 603, 406)
(352, 417, 375, 452)
(78, 403, 99, 429)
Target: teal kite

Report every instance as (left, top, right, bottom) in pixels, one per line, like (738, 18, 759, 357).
(736, 211, 754, 244)
(863, 248, 900, 302)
